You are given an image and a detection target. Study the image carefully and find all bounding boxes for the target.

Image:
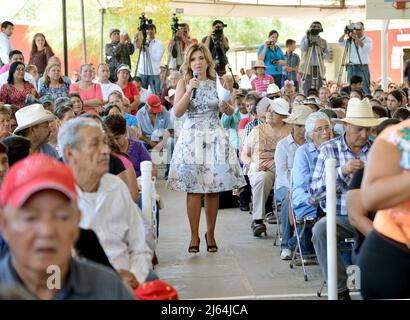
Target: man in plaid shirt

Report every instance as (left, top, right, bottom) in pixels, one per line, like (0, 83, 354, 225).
(309, 98, 382, 299)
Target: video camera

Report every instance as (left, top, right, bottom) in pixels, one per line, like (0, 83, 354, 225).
(213, 23, 227, 37)
(138, 13, 154, 38)
(171, 14, 182, 35)
(307, 25, 323, 37)
(344, 21, 361, 34)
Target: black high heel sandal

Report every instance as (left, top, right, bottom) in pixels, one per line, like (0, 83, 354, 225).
(205, 233, 218, 253)
(188, 238, 200, 253)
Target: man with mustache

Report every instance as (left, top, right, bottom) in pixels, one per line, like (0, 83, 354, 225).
(58, 117, 153, 290)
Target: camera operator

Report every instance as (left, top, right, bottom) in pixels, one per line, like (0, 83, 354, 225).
(300, 21, 329, 95)
(338, 22, 372, 96)
(168, 22, 197, 71)
(105, 28, 135, 83)
(257, 30, 286, 88)
(202, 20, 229, 76)
(134, 22, 165, 96)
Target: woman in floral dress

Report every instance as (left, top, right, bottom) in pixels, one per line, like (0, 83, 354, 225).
(167, 43, 246, 253)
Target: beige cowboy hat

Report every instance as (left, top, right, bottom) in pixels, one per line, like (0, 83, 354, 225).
(333, 98, 384, 127)
(14, 104, 55, 134)
(253, 60, 268, 70)
(283, 105, 314, 125)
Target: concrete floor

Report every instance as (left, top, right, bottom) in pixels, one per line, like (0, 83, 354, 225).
(154, 180, 333, 300)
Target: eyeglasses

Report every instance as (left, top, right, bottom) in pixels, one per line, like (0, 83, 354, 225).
(16, 67, 25, 72)
(313, 125, 331, 133)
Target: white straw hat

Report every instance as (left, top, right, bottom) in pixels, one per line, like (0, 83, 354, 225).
(283, 105, 314, 125)
(269, 97, 290, 116)
(333, 98, 384, 127)
(14, 104, 55, 134)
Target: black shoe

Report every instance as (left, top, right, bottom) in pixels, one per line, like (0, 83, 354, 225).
(338, 290, 351, 300)
(188, 238, 200, 253)
(265, 212, 277, 224)
(240, 205, 250, 212)
(204, 233, 218, 252)
(251, 220, 267, 237)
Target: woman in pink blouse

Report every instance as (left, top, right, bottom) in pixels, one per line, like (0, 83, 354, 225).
(69, 64, 103, 115)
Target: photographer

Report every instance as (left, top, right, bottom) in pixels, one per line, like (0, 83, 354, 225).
(338, 22, 372, 96)
(300, 21, 329, 95)
(202, 20, 229, 76)
(134, 21, 165, 96)
(168, 22, 197, 71)
(257, 30, 286, 88)
(105, 28, 135, 82)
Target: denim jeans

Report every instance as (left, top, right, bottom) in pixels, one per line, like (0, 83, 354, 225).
(274, 186, 292, 250)
(138, 74, 161, 95)
(347, 65, 371, 96)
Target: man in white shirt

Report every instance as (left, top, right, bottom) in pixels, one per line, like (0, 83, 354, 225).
(240, 69, 256, 90)
(95, 63, 123, 103)
(0, 50, 36, 87)
(338, 21, 372, 96)
(134, 25, 165, 96)
(0, 21, 13, 67)
(58, 117, 153, 289)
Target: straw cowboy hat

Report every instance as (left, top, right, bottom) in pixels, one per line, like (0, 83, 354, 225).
(253, 60, 268, 70)
(256, 97, 271, 117)
(333, 98, 384, 127)
(284, 105, 314, 125)
(14, 104, 55, 134)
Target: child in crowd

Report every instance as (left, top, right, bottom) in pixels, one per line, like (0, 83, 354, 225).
(251, 61, 273, 95)
(283, 39, 300, 91)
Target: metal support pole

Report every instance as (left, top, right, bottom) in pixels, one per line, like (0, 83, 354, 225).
(80, 0, 87, 64)
(326, 158, 337, 300)
(141, 161, 153, 225)
(62, 0, 68, 76)
(382, 19, 390, 91)
(100, 8, 105, 64)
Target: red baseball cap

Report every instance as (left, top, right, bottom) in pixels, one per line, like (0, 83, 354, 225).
(146, 94, 162, 113)
(134, 280, 178, 300)
(0, 154, 77, 209)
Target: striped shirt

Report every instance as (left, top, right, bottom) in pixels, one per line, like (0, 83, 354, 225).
(309, 134, 371, 216)
(251, 75, 273, 94)
(244, 118, 263, 137)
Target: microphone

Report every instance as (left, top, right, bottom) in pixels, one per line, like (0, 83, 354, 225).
(192, 71, 199, 99)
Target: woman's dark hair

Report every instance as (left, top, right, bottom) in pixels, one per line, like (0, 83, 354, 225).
(389, 90, 403, 105)
(268, 29, 279, 38)
(376, 118, 400, 136)
(329, 97, 343, 109)
(392, 107, 410, 121)
(101, 104, 122, 117)
(7, 61, 26, 85)
(2, 135, 31, 166)
(54, 105, 73, 120)
(372, 105, 388, 118)
(103, 114, 127, 136)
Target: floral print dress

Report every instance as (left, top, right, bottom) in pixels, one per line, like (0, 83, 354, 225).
(167, 79, 246, 193)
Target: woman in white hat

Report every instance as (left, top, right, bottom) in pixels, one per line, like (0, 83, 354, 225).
(251, 60, 274, 95)
(115, 64, 140, 115)
(274, 105, 313, 259)
(69, 63, 103, 115)
(241, 98, 291, 236)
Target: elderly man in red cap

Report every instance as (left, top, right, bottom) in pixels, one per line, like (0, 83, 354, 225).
(0, 154, 135, 299)
(137, 94, 174, 178)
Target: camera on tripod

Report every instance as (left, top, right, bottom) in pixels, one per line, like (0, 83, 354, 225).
(138, 13, 153, 39)
(171, 14, 182, 35)
(344, 21, 361, 34)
